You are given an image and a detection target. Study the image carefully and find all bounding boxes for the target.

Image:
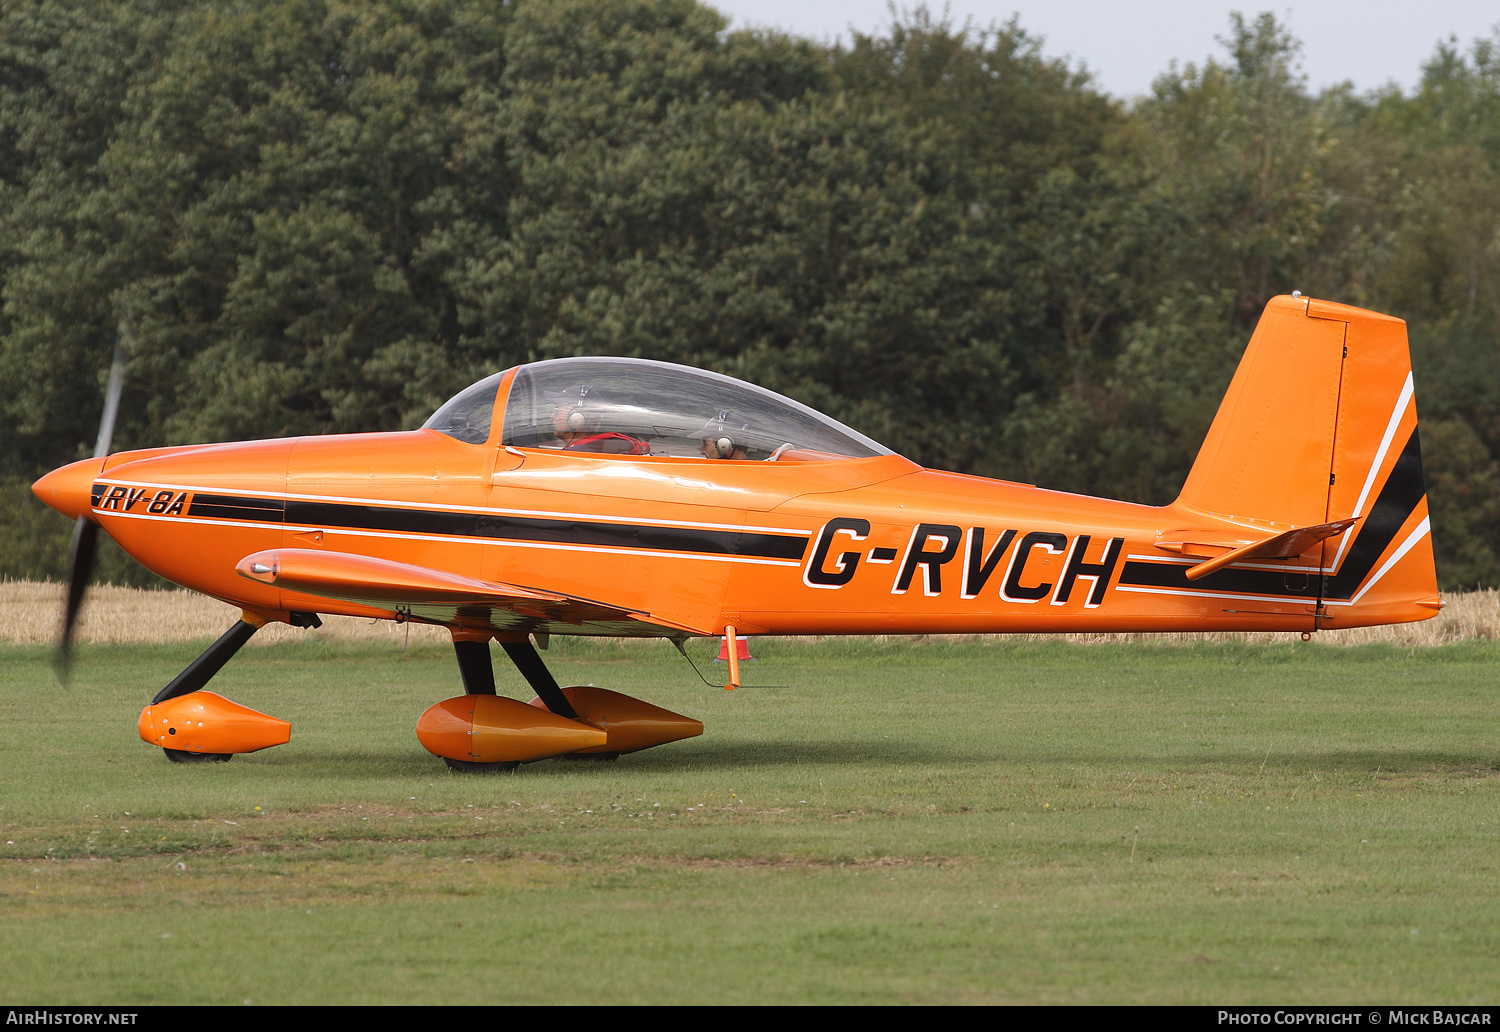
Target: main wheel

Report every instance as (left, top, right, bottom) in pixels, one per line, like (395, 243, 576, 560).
(443, 757, 519, 773)
(163, 748, 231, 763)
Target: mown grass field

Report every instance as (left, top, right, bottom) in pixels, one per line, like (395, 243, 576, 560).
(0, 635, 1496, 1004)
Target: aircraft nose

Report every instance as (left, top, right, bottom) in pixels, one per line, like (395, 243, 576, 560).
(32, 457, 107, 520)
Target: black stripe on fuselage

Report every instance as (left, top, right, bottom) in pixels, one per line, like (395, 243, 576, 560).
(1118, 427, 1427, 601)
(256, 498, 808, 560)
(187, 493, 287, 522)
(1117, 561, 1321, 599)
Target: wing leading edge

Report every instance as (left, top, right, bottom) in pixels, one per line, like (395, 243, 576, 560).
(235, 548, 698, 637)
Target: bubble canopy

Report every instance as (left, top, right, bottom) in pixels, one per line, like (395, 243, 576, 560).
(423, 357, 892, 461)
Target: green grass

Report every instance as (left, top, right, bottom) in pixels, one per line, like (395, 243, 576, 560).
(0, 636, 1497, 1004)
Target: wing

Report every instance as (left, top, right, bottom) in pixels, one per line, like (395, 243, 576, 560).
(235, 548, 697, 637)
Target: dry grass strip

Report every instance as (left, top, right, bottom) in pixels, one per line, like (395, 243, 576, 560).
(2, 578, 1495, 647)
(0, 579, 449, 646)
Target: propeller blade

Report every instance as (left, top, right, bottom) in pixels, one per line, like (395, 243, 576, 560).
(54, 316, 135, 682)
(55, 516, 98, 680)
(93, 317, 133, 459)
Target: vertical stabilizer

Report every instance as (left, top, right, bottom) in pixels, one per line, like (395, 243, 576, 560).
(1176, 295, 1440, 626)
(1178, 295, 1345, 527)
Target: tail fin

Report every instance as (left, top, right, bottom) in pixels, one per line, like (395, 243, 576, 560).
(1176, 295, 1440, 626)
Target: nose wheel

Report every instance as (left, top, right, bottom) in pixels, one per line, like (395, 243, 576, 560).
(163, 748, 231, 763)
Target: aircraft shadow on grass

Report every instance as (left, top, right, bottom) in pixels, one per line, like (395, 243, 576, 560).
(246, 736, 982, 777)
(223, 742, 1498, 778)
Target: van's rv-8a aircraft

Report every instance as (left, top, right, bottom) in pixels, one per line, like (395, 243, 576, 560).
(32, 295, 1441, 769)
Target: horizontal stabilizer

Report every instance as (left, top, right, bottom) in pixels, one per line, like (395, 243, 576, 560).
(235, 548, 697, 636)
(1183, 518, 1358, 581)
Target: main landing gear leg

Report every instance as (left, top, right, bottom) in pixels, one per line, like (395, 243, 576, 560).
(500, 640, 619, 763)
(499, 640, 578, 719)
(442, 636, 515, 772)
(452, 640, 497, 696)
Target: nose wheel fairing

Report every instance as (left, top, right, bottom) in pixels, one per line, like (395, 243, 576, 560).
(139, 690, 290, 758)
(139, 614, 296, 762)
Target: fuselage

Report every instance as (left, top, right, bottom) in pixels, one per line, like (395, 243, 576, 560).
(36, 330, 1443, 639)
(28, 301, 1443, 771)
(39, 427, 1402, 638)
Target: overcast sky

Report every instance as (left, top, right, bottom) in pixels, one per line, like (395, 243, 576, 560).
(705, 1, 1498, 101)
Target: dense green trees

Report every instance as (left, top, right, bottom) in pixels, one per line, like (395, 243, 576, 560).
(0, 1, 1495, 589)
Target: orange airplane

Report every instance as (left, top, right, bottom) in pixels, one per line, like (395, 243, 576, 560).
(32, 294, 1440, 769)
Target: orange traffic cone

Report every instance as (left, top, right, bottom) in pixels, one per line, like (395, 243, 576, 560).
(714, 635, 753, 662)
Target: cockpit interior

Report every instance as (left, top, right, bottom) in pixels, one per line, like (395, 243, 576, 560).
(423, 357, 892, 462)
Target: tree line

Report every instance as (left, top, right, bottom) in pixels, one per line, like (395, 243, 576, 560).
(1, 0, 1496, 589)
